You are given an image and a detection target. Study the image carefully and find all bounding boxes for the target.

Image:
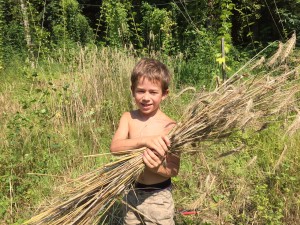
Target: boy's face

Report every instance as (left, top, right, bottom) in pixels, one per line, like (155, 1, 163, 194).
(132, 77, 168, 116)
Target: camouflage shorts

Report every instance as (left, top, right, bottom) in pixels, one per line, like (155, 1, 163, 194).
(123, 187, 175, 225)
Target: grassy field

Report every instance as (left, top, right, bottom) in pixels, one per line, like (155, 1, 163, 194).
(0, 47, 299, 224)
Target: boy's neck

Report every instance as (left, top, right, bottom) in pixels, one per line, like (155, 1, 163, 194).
(137, 108, 162, 121)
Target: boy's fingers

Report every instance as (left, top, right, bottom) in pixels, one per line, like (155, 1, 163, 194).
(163, 136, 171, 147)
(143, 155, 158, 168)
(150, 142, 165, 157)
(143, 157, 153, 168)
(144, 149, 163, 168)
(155, 137, 168, 153)
(147, 148, 161, 160)
(159, 138, 169, 151)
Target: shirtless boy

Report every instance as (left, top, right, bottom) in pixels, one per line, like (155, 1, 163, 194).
(110, 58, 180, 225)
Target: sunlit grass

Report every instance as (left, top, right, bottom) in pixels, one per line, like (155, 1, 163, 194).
(0, 45, 299, 224)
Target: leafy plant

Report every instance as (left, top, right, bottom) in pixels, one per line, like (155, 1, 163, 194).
(141, 2, 177, 55)
(252, 183, 284, 224)
(101, 0, 132, 48)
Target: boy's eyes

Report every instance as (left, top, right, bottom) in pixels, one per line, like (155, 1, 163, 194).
(136, 90, 159, 94)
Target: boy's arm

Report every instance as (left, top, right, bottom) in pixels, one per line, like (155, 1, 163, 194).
(110, 112, 145, 153)
(110, 112, 170, 155)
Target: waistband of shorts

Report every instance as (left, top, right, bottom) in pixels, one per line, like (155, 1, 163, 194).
(135, 178, 171, 192)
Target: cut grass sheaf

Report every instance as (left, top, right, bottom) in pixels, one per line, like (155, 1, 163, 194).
(25, 36, 300, 224)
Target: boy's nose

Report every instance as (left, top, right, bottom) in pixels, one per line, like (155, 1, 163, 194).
(142, 93, 150, 101)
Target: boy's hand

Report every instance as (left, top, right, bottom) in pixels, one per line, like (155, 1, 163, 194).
(141, 135, 170, 169)
(141, 135, 170, 158)
(143, 148, 165, 169)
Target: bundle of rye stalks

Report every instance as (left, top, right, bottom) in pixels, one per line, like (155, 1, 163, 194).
(26, 36, 300, 225)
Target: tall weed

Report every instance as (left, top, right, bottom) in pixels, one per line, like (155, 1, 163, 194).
(0, 46, 137, 223)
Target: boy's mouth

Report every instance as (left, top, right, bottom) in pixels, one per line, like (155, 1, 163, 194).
(141, 103, 152, 108)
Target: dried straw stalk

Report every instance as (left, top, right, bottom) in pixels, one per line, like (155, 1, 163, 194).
(281, 32, 296, 63)
(171, 68, 300, 148)
(267, 41, 283, 67)
(26, 151, 145, 225)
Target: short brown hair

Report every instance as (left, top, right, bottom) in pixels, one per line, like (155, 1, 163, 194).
(131, 58, 171, 93)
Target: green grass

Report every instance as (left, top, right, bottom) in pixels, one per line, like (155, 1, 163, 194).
(172, 124, 300, 224)
(0, 46, 299, 224)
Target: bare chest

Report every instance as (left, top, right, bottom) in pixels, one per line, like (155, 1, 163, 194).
(128, 119, 169, 138)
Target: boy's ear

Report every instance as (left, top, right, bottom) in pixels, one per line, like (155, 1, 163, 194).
(131, 85, 135, 96)
(162, 89, 169, 100)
